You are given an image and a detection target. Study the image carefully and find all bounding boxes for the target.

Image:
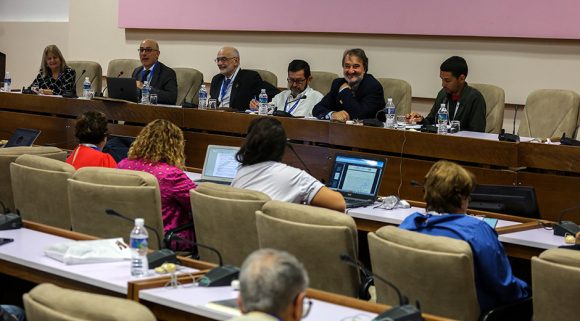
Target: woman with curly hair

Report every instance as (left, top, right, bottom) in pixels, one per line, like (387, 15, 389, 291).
(118, 119, 197, 247)
(66, 111, 116, 169)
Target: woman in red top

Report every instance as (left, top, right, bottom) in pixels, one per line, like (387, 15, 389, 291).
(66, 111, 117, 169)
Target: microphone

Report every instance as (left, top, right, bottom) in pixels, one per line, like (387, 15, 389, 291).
(168, 234, 223, 266)
(553, 205, 580, 237)
(560, 131, 580, 146)
(180, 83, 196, 106)
(0, 201, 22, 230)
(512, 105, 519, 135)
(62, 69, 86, 98)
(105, 209, 179, 268)
(340, 254, 423, 321)
(286, 140, 312, 175)
(98, 71, 124, 97)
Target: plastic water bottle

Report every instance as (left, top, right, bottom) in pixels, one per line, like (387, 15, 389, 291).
(141, 81, 150, 104)
(130, 218, 149, 277)
(3, 72, 11, 92)
(258, 89, 268, 115)
(384, 97, 396, 128)
(198, 84, 208, 109)
(82, 77, 91, 99)
(437, 103, 449, 135)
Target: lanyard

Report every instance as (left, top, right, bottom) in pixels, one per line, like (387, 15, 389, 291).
(81, 143, 99, 151)
(141, 63, 156, 83)
(220, 78, 232, 100)
(284, 96, 302, 114)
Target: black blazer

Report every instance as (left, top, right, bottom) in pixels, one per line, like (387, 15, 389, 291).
(210, 69, 262, 110)
(313, 73, 385, 120)
(132, 61, 178, 105)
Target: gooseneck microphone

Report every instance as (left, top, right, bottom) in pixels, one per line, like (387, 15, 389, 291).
(286, 140, 312, 175)
(62, 69, 86, 98)
(106, 208, 163, 249)
(169, 234, 223, 266)
(180, 82, 196, 106)
(98, 71, 124, 97)
(553, 205, 580, 237)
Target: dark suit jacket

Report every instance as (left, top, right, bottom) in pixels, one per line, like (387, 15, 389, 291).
(312, 73, 385, 120)
(423, 84, 486, 132)
(210, 69, 263, 110)
(132, 61, 178, 105)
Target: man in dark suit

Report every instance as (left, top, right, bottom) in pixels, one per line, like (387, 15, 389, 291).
(132, 39, 178, 105)
(210, 47, 262, 111)
(312, 48, 385, 121)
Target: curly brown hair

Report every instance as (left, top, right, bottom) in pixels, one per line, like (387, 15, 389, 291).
(75, 111, 109, 145)
(127, 119, 186, 168)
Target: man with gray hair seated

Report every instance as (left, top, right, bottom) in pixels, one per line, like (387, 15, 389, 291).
(230, 249, 311, 321)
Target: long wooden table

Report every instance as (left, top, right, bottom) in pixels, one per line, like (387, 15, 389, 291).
(1, 92, 579, 222)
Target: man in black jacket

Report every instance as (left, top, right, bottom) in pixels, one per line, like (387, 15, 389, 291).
(132, 39, 178, 105)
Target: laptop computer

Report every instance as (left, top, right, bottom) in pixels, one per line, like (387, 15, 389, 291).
(328, 154, 387, 208)
(3, 128, 41, 148)
(193, 145, 241, 185)
(107, 77, 138, 102)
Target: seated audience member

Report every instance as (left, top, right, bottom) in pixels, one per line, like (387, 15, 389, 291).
(66, 111, 117, 169)
(0, 305, 25, 321)
(209, 47, 262, 110)
(30, 44, 76, 95)
(230, 249, 310, 321)
(231, 117, 346, 212)
(406, 56, 486, 132)
(250, 59, 323, 117)
(399, 160, 529, 313)
(132, 39, 178, 105)
(312, 48, 384, 121)
(118, 119, 197, 246)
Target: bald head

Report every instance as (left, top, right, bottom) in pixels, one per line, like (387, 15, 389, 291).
(216, 46, 240, 77)
(139, 39, 160, 68)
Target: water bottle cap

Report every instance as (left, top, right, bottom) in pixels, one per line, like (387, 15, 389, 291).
(85, 77, 89, 81)
(134, 218, 144, 226)
(5, 72, 9, 77)
(261, 89, 266, 93)
(201, 84, 206, 88)
(387, 97, 393, 102)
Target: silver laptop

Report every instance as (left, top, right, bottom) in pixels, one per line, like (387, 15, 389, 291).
(328, 154, 387, 208)
(194, 145, 240, 185)
(3, 128, 41, 148)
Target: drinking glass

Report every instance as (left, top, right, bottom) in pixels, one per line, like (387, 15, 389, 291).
(208, 99, 217, 109)
(149, 94, 158, 105)
(450, 120, 461, 133)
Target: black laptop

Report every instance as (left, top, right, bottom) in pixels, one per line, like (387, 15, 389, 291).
(328, 154, 387, 208)
(107, 77, 138, 102)
(3, 128, 41, 148)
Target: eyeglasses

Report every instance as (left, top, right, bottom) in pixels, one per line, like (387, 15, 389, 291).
(302, 299, 313, 319)
(138, 48, 158, 53)
(214, 57, 236, 63)
(287, 78, 307, 85)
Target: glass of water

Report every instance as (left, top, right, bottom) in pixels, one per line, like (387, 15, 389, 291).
(396, 115, 407, 130)
(149, 94, 158, 105)
(208, 99, 217, 109)
(450, 120, 461, 133)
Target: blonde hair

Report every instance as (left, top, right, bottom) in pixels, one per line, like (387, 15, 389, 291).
(424, 160, 476, 214)
(128, 119, 186, 168)
(40, 45, 67, 77)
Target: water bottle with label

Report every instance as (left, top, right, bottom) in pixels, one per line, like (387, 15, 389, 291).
(198, 84, 208, 109)
(384, 98, 396, 128)
(258, 89, 268, 115)
(3, 72, 11, 92)
(437, 103, 449, 135)
(130, 218, 149, 277)
(82, 77, 91, 99)
(141, 81, 150, 104)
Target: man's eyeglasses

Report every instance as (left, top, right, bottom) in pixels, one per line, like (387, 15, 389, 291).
(287, 78, 306, 85)
(138, 48, 158, 53)
(214, 57, 236, 63)
(302, 299, 313, 319)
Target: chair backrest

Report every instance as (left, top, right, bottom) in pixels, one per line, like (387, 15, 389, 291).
(256, 200, 359, 297)
(106, 59, 141, 78)
(471, 83, 506, 134)
(10, 154, 75, 229)
(368, 226, 480, 321)
(174, 67, 203, 105)
(310, 71, 339, 95)
(67, 60, 103, 96)
(248, 68, 278, 87)
(518, 89, 580, 139)
(67, 167, 163, 249)
(376, 78, 412, 116)
(532, 248, 580, 321)
(23, 283, 156, 321)
(0, 146, 66, 210)
(190, 183, 270, 266)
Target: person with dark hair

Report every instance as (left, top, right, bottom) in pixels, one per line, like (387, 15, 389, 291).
(132, 39, 178, 105)
(232, 117, 345, 212)
(66, 111, 116, 169)
(407, 56, 486, 132)
(312, 48, 384, 121)
(30, 44, 76, 95)
(250, 60, 323, 117)
(399, 161, 529, 313)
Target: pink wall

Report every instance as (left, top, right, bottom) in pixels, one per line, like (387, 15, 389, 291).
(119, 0, 580, 39)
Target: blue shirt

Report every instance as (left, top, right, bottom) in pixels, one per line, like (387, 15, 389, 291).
(399, 212, 530, 312)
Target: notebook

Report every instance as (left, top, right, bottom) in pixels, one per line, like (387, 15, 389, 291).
(3, 128, 41, 148)
(193, 145, 240, 185)
(328, 154, 387, 208)
(107, 77, 138, 102)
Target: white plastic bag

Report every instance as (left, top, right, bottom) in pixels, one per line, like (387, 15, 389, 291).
(44, 238, 131, 265)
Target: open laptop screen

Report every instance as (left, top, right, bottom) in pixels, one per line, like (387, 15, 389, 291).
(328, 154, 386, 198)
(201, 145, 240, 181)
(4, 128, 41, 148)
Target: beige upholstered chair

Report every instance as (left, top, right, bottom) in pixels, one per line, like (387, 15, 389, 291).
(518, 89, 580, 139)
(471, 83, 506, 134)
(10, 154, 75, 229)
(256, 200, 360, 297)
(67, 167, 164, 249)
(368, 226, 480, 321)
(249, 69, 278, 87)
(175, 67, 203, 105)
(190, 183, 270, 266)
(310, 71, 339, 95)
(68, 60, 103, 97)
(532, 248, 580, 321)
(0, 146, 66, 211)
(23, 283, 156, 321)
(576, 107, 580, 140)
(106, 59, 141, 78)
(377, 78, 412, 116)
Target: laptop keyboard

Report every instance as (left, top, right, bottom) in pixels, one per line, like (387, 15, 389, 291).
(345, 198, 374, 209)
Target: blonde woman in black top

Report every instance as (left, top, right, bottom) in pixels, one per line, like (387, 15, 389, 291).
(31, 44, 76, 95)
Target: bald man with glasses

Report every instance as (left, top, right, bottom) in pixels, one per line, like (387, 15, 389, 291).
(131, 39, 178, 105)
(209, 47, 263, 110)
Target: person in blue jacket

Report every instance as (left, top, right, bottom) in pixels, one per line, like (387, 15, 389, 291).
(399, 160, 530, 313)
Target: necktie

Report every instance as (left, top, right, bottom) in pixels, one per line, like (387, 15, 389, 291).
(220, 78, 231, 98)
(142, 69, 151, 82)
